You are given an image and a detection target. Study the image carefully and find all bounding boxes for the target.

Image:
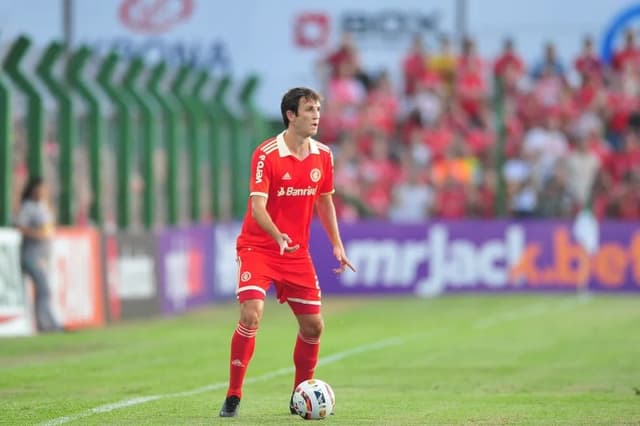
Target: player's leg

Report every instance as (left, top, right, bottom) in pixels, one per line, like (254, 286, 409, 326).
(293, 309, 323, 386)
(288, 300, 323, 414)
(220, 298, 264, 417)
(279, 281, 323, 414)
(220, 249, 271, 417)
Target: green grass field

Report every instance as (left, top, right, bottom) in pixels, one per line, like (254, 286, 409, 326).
(2, 295, 639, 425)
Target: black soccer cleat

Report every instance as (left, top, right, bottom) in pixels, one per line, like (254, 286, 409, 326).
(219, 395, 241, 417)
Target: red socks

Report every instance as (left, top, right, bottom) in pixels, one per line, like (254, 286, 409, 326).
(226, 322, 258, 398)
(293, 333, 320, 389)
(226, 324, 320, 397)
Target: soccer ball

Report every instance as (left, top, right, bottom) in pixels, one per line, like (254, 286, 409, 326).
(291, 379, 335, 420)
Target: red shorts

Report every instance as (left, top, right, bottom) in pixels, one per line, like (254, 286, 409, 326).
(236, 248, 321, 315)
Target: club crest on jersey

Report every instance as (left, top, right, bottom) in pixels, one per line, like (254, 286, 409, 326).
(240, 272, 252, 282)
(310, 168, 321, 182)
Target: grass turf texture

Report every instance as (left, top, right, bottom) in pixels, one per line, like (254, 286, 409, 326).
(1, 295, 639, 425)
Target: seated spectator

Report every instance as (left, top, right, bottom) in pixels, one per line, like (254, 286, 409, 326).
(359, 133, 400, 217)
(320, 31, 370, 90)
(574, 36, 603, 83)
(433, 174, 468, 219)
(405, 77, 444, 128)
(402, 34, 429, 97)
(537, 165, 575, 217)
(603, 76, 639, 146)
(589, 171, 613, 219)
(431, 142, 477, 187)
(468, 168, 497, 218)
(605, 127, 640, 182)
(388, 158, 434, 223)
(326, 60, 367, 132)
(333, 134, 364, 221)
(532, 42, 566, 80)
(494, 37, 526, 94)
(532, 64, 567, 109)
(419, 114, 455, 160)
(611, 168, 640, 219)
(429, 34, 458, 94)
(503, 144, 538, 218)
(523, 113, 569, 185)
(611, 28, 640, 73)
(361, 72, 399, 137)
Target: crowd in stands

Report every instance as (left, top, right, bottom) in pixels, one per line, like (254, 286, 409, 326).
(316, 31, 640, 222)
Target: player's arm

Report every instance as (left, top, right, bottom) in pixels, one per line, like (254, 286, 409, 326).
(315, 194, 355, 273)
(250, 195, 300, 255)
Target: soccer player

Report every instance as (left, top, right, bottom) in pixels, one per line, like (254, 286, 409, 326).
(219, 87, 355, 417)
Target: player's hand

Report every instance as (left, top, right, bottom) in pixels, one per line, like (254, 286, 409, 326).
(332, 246, 356, 274)
(278, 233, 300, 255)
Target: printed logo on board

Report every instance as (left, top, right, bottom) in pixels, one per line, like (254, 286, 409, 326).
(293, 12, 330, 48)
(119, 0, 194, 34)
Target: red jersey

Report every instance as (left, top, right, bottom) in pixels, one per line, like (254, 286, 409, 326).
(236, 132, 335, 257)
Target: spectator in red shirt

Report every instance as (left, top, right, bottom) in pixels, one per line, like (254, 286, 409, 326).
(612, 29, 640, 72)
(420, 114, 455, 160)
(574, 36, 603, 83)
(494, 38, 525, 93)
(611, 168, 640, 219)
(402, 34, 429, 97)
(359, 133, 400, 217)
(604, 127, 640, 182)
(320, 32, 370, 91)
(434, 175, 468, 219)
(587, 171, 611, 219)
(362, 72, 400, 136)
(469, 169, 497, 218)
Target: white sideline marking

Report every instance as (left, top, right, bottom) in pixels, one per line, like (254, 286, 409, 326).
(41, 336, 407, 426)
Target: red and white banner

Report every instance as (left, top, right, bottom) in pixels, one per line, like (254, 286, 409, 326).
(50, 227, 106, 330)
(0, 228, 34, 337)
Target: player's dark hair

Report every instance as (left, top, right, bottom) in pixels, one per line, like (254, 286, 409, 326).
(21, 176, 44, 202)
(280, 87, 322, 128)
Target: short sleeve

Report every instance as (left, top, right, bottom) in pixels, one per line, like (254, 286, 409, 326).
(319, 150, 334, 195)
(249, 149, 271, 198)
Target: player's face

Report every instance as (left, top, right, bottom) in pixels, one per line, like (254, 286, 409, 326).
(292, 98, 321, 137)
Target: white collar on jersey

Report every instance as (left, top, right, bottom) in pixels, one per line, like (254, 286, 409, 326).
(277, 131, 320, 157)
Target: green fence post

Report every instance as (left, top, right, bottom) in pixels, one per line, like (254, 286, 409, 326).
(213, 77, 245, 219)
(493, 77, 507, 217)
(147, 62, 179, 226)
(97, 53, 133, 229)
(35, 41, 75, 225)
(66, 46, 104, 227)
(2, 35, 44, 178)
(172, 66, 201, 222)
(191, 70, 212, 220)
(240, 75, 269, 146)
(0, 72, 11, 226)
(208, 76, 231, 220)
(233, 77, 263, 218)
(123, 58, 157, 229)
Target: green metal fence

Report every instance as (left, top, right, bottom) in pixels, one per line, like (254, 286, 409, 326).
(0, 35, 269, 228)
